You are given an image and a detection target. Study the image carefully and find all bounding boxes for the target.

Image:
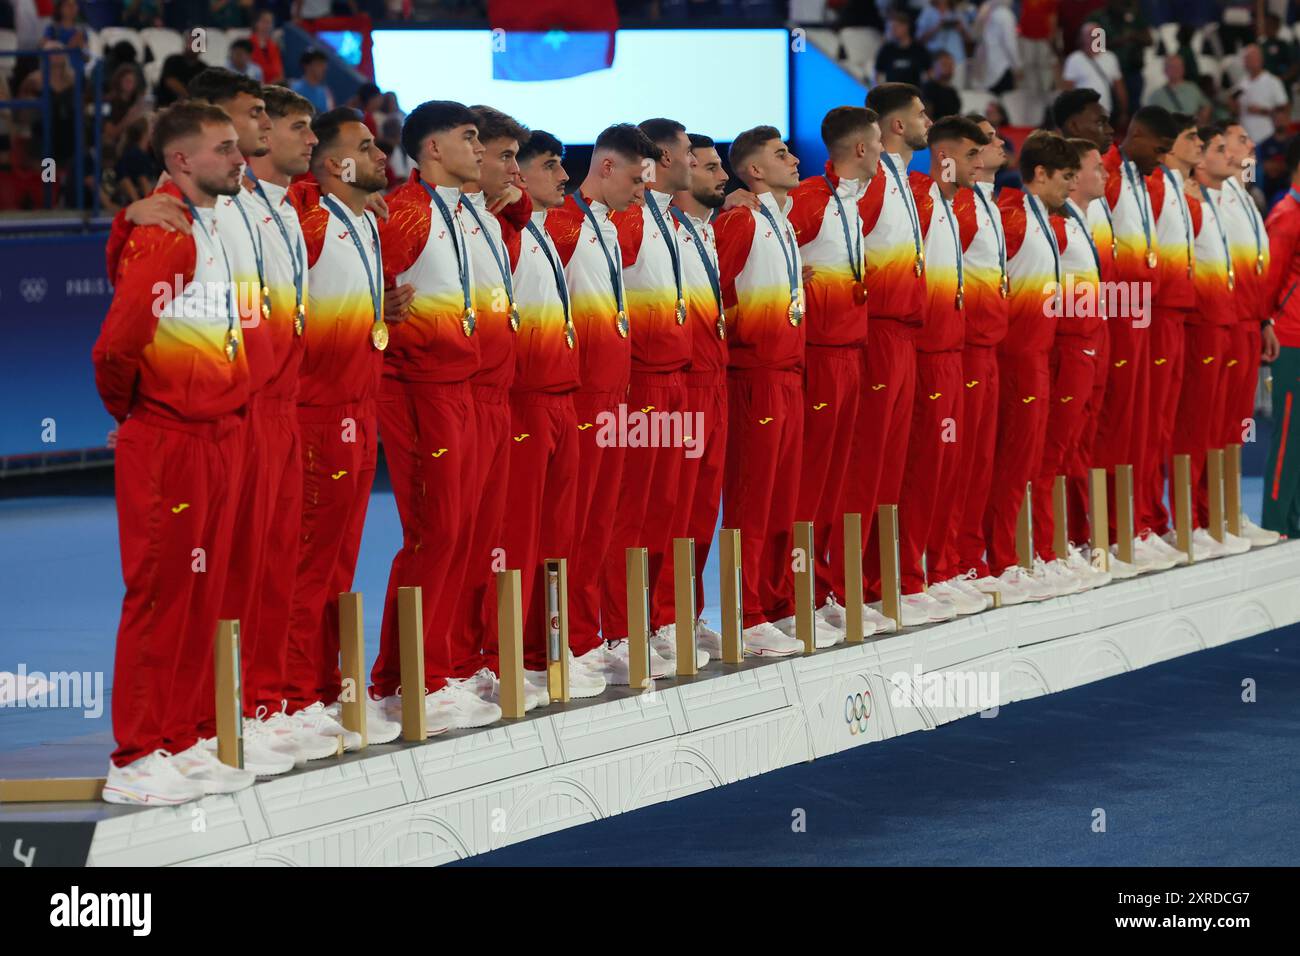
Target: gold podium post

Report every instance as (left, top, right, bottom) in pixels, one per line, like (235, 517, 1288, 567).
(1207, 449, 1226, 543)
(1016, 481, 1034, 569)
(339, 592, 367, 748)
(673, 537, 699, 676)
(1173, 453, 1194, 564)
(878, 504, 903, 629)
(843, 512, 865, 643)
(1225, 443, 1243, 536)
(719, 529, 744, 664)
(1052, 475, 1069, 559)
(543, 558, 570, 703)
(626, 547, 652, 690)
(397, 586, 427, 741)
(1089, 467, 1110, 571)
(496, 570, 526, 719)
(1115, 464, 1135, 564)
(215, 619, 243, 768)
(794, 520, 816, 655)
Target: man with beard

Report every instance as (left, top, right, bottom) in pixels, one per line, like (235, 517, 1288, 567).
(94, 102, 255, 804)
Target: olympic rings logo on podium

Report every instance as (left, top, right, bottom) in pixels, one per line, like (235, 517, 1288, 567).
(844, 691, 871, 735)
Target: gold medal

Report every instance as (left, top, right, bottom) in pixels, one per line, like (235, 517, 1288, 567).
(676, 297, 687, 324)
(1227, 268, 1236, 291)
(788, 298, 803, 326)
(1256, 254, 1265, 275)
(1146, 249, 1157, 269)
(955, 287, 964, 310)
(716, 311, 726, 340)
(914, 255, 925, 277)
(462, 307, 476, 337)
(294, 302, 305, 336)
(564, 322, 576, 349)
(370, 320, 389, 350)
(852, 280, 867, 306)
(1110, 241, 1118, 262)
(224, 327, 239, 363)
(999, 273, 1010, 298)
(260, 286, 271, 321)
(508, 303, 521, 333)
(616, 309, 629, 338)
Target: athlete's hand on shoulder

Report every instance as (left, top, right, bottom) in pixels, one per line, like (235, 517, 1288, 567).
(106, 428, 118, 449)
(722, 189, 760, 211)
(125, 190, 190, 234)
(366, 192, 391, 221)
(384, 283, 415, 323)
(1262, 323, 1281, 363)
(488, 185, 522, 214)
(802, 264, 815, 283)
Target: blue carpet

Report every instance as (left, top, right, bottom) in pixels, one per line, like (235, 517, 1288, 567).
(453, 623, 1300, 867)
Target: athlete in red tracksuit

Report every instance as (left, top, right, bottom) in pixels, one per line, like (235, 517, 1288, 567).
(645, 134, 731, 656)
(985, 132, 1074, 580)
(94, 105, 251, 804)
(786, 107, 876, 638)
(368, 101, 499, 731)
(495, 130, 584, 685)
(600, 119, 696, 664)
(899, 117, 990, 620)
(544, 124, 658, 683)
(851, 84, 929, 604)
(713, 126, 806, 653)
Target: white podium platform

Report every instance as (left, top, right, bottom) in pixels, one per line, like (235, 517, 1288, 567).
(75, 540, 1300, 866)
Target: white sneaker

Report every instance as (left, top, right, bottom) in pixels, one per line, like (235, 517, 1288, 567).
(1129, 536, 1177, 572)
(1158, 530, 1193, 565)
(294, 701, 364, 752)
(816, 596, 880, 639)
(1239, 514, 1280, 546)
(1106, 553, 1140, 579)
(169, 741, 256, 794)
(695, 618, 724, 659)
(968, 567, 1032, 605)
(426, 681, 501, 729)
(946, 572, 995, 609)
(260, 705, 342, 762)
(926, 580, 987, 615)
(240, 710, 306, 766)
(324, 698, 403, 746)
(900, 591, 957, 624)
(566, 652, 608, 697)
(1142, 530, 1188, 566)
(200, 733, 296, 777)
(1219, 529, 1252, 555)
(513, 670, 551, 710)
(1032, 557, 1088, 596)
(1064, 544, 1111, 588)
(373, 692, 455, 738)
(770, 613, 844, 649)
(650, 624, 711, 670)
(102, 751, 206, 806)
(742, 621, 804, 657)
(585, 639, 671, 685)
(1190, 527, 1231, 561)
(865, 601, 901, 632)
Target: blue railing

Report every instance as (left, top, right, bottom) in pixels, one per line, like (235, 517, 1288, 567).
(0, 46, 105, 216)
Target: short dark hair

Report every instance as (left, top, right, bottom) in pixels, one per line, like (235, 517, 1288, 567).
(593, 123, 660, 162)
(300, 49, 328, 68)
(963, 111, 994, 127)
(927, 115, 989, 148)
(187, 67, 262, 105)
(470, 104, 529, 146)
(866, 82, 922, 121)
(152, 100, 234, 163)
(311, 106, 365, 163)
(230, 38, 253, 55)
(821, 106, 879, 150)
(687, 133, 715, 151)
(1131, 104, 1180, 141)
(1067, 137, 1101, 163)
(1287, 136, 1300, 177)
(262, 85, 315, 120)
(638, 117, 688, 156)
(517, 128, 564, 164)
(1051, 88, 1102, 130)
(1198, 124, 1225, 144)
(401, 99, 477, 164)
(1169, 111, 1197, 135)
(728, 125, 784, 181)
(1019, 130, 1080, 181)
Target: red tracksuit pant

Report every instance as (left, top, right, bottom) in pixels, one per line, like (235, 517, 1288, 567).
(898, 350, 962, 593)
(1221, 322, 1261, 446)
(795, 346, 861, 606)
(1092, 315, 1151, 538)
(569, 388, 628, 656)
(283, 402, 378, 712)
(111, 412, 245, 767)
(935, 344, 999, 581)
(1067, 323, 1111, 546)
(1137, 308, 1188, 536)
(492, 390, 579, 672)
(370, 380, 477, 697)
(846, 322, 917, 601)
(724, 367, 804, 627)
(599, 370, 689, 640)
(448, 386, 512, 679)
(650, 370, 727, 630)
(1173, 324, 1230, 527)
(985, 349, 1051, 575)
(1032, 336, 1100, 561)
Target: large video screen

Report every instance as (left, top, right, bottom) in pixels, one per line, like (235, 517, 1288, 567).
(371, 29, 790, 145)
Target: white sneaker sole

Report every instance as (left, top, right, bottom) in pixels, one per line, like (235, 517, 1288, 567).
(102, 784, 201, 805)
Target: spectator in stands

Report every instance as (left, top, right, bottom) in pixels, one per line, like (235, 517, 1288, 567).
(984, 98, 1009, 129)
(375, 90, 405, 129)
(915, 1, 970, 74)
(229, 38, 264, 81)
(874, 10, 932, 86)
(1092, 0, 1151, 113)
(113, 116, 158, 205)
(1169, 24, 1201, 83)
(1144, 54, 1212, 126)
(1260, 13, 1300, 87)
(206, 0, 255, 28)
(292, 50, 335, 114)
(18, 43, 80, 193)
(155, 42, 207, 107)
(353, 82, 383, 134)
(377, 114, 406, 187)
(1218, 0, 1256, 55)
(104, 63, 151, 147)
(1234, 44, 1290, 146)
(971, 0, 1020, 95)
(292, 0, 340, 20)
(922, 51, 962, 120)
(1258, 131, 1294, 209)
(120, 0, 165, 28)
(1061, 20, 1126, 124)
(1017, 0, 1059, 97)
(42, 0, 88, 50)
(250, 10, 285, 84)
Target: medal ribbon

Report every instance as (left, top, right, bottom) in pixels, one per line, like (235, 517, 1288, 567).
(822, 173, 863, 283)
(459, 194, 517, 312)
(1027, 192, 1061, 293)
(321, 194, 383, 325)
(247, 169, 305, 324)
(644, 193, 686, 310)
(571, 192, 626, 316)
(670, 206, 724, 323)
(754, 198, 800, 306)
(419, 180, 473, 316)
(881, 152, 922, 264)
(973, 183, 1007, 286)
(1199, 183, 1234, 286)
(183, 196, 239, 355)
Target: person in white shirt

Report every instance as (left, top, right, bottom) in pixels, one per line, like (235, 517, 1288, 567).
(1233, 44, 1290, 146)
(972, 0, 1021, 94)
(1062, 21, 1126, 119)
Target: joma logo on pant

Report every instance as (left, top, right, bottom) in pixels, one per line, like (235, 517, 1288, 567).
(49, 886, 151, 936)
